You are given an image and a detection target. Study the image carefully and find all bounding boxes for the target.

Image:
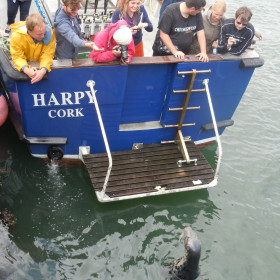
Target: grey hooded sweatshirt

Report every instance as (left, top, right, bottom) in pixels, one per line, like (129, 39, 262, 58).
(53, 6, 85, 59)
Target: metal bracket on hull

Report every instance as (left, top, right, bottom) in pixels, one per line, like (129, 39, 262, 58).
(22, 136, 67, 145)
(79, 146, 90, 162)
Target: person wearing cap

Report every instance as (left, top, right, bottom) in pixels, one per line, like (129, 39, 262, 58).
(9, 13, 56, 84)
(89, 20, 135, 64)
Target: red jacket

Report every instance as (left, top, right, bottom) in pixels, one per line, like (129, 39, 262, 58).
(89, 20, 135, 63)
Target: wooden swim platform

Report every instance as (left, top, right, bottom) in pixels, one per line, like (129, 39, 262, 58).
(83, 141, 215, 202)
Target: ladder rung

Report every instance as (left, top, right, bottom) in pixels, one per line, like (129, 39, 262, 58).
(173, 88, 205, 94)
(177, 69, 211, 75)
(169, 106, 200, 111)
(164, 123, 195, 128)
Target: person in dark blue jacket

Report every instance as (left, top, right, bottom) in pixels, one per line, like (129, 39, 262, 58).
(112, 0, 153, 57)
(218, 6, 255, 55)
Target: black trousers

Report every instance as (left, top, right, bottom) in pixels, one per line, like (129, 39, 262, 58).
(7, 0, 32, 25)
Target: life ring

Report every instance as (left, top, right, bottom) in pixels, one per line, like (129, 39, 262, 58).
(0, 92, 8, 127)
(47, 146, 64, 160)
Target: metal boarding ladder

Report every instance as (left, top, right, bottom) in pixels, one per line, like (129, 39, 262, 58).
(86, 80, 112, 200)
(162, 69, 211, 166)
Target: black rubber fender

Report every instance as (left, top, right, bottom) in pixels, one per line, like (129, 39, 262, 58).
(0, 49, 47, 81)
(47, 146, 64, 160)
(239, 57, 264, 68)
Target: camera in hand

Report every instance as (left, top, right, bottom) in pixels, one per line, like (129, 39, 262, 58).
(232, 38, 240, 45)
(116, 45, 128, 61)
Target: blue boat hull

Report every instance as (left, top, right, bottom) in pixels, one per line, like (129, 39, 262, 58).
(0, 54, 259, 159)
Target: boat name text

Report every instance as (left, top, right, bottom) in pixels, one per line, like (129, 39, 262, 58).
(32, 91, 94, 119)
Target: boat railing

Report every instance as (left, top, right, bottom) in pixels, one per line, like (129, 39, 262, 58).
(86, 80, 112, 200)
(203, 79, 222, 179)
(0, 43, 263, 83)
(64, 49, 264, 69)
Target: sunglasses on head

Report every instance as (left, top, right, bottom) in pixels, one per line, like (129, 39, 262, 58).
(236, 20, 247, 27)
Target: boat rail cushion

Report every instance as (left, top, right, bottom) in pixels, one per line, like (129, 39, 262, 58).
(201, 119, 234, 131)
(69, 53, 224, 69)
(239, 57, 264, 68)
(0, 49, 47, 81)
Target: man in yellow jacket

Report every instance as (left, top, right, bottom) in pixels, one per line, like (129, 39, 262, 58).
(10, 13, 55, 84)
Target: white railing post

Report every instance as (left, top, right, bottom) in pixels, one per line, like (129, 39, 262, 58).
(203, 79, 223, 179)
(87, 80, 112, 200)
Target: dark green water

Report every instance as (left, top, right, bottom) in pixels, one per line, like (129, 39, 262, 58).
(0, 123, 219, 279)
(1, 0, 280, 279)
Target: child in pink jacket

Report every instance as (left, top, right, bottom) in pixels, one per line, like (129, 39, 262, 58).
(89, 20, 135, 64)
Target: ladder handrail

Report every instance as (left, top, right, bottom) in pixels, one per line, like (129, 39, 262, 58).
(87, 80, 112, 200)
(203, 79, 223, 178)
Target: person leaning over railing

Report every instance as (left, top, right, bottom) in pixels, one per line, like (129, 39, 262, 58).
(111, 0, 153, 57)
(217, 6, 255, 55)
(188, 0, 227, 54)
(189, 1, 262, 55)
(9, 13, 56, 84)
(53, 0, 101, 59)
(152, 0, 208, 62)
(89, 20, 135, 65)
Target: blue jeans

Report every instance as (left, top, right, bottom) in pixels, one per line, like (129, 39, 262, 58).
(7, 0, 32, 25)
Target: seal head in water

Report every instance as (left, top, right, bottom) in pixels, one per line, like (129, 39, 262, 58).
(170, 226, 201, 280)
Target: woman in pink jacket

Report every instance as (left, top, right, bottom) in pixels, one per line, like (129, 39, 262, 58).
(89, 20, 135, 64)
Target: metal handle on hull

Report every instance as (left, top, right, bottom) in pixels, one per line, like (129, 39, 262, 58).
(203, 79, 223, 179)
(87, 80, 112, 200)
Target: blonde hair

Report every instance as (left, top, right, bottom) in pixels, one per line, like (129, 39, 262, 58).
(26, 13, 45, 31)
(117, 0, 140, 17)
(212, 0, 227, 13)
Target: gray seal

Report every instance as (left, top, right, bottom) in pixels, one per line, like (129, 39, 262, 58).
(170, 227, 201, 280)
